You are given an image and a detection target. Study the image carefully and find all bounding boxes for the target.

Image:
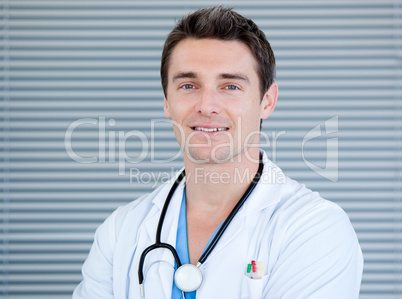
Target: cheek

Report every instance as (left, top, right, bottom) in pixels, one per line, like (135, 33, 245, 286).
(167, 107, 189, 130)
(238, 108, 263, 132)
(169, 99, 193, 120)
(235, 99, 261, 119)
(169, 106, 183, 121)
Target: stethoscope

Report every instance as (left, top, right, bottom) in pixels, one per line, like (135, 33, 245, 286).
(138, 153, 263, 298)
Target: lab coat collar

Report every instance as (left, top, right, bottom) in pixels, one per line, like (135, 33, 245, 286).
(150, 151, 284, 212)
(151, 168, 185, 210)
(144, 169, 185, 243)
(243, 150, 285, 215)
(144, 150, 286, 245)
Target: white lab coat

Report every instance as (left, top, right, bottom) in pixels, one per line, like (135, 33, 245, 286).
(73, 152, 363, 299)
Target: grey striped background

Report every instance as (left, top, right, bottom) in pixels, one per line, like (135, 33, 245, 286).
(1, 1, 401, 298)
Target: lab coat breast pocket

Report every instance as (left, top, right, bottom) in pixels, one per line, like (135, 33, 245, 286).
(240, 274, 269, 299)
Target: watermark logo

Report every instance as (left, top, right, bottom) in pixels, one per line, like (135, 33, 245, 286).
(64, 116, 339, 182)
(129, 166, 286, 188)
(302, 116, 339, 182)
(64, 116, 287, 175)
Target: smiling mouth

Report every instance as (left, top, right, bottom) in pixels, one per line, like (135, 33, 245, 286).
(192, 127, 229, 132)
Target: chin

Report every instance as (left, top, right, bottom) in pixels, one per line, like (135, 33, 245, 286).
(185, 147, 234, 164)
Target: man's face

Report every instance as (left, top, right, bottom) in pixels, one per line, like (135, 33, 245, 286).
(164, 38, 277, 164)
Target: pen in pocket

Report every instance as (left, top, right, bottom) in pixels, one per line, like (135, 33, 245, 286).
(245, 260, 265, 279)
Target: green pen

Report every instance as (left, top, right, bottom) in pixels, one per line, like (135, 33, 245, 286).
(247, 263, 252, 277)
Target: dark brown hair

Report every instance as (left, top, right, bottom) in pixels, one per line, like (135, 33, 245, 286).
(160, 6, 276, 99)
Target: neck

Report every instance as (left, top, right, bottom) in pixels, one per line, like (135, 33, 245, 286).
(183, 149, 261, 213)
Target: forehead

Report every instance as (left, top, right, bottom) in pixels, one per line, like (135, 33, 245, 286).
(168, 38, 259, 81)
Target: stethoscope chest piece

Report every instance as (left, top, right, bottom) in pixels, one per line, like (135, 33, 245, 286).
(174, 264, 203, 292)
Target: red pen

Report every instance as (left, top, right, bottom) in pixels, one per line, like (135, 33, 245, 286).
(251, 260, 257, 279)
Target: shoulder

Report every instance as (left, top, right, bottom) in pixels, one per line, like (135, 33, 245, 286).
(260, 157, 352, 230)
(267, 174, 362, 270)
(112, 182, 169, 232)
(95, 181, 171, 244)
(260, 168, 363, 297)
(260, 157, 360, 256)
(276, 176, 352, 233)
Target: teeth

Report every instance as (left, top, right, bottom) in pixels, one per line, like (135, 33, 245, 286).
(194, 127, 228, 132)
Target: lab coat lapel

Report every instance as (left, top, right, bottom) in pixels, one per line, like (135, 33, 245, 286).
(158, 180, 184, 299)
(199, 153, 283, 266)
(142, 177, 185, 299)
(143, 169, 185, 242)
(201, 206, 246, 266)
(243, 151, 285, 215)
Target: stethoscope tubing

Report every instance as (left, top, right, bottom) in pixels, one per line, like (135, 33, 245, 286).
(138, 170, 185, 285)
(138, 153, 263, 292)
(198, 158, 263, 264)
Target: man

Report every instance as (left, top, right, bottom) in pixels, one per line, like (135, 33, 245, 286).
(73, 6, 363, 299)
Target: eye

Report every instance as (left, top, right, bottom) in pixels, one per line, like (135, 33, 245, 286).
(181, 84, 195, 90)
(225, 85, 239, 90)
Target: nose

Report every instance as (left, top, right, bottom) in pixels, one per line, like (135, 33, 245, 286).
(195, 89, 221, 116)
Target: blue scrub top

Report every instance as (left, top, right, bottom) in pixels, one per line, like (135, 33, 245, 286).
(171, 189, 224, 299)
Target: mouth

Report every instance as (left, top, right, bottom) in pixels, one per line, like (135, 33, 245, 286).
(192, 126, 229, 133)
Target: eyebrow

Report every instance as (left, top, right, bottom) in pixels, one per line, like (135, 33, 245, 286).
(172, 72, 250, 85)
(172, 72, 197, 82)
(219, 73, 250, 84)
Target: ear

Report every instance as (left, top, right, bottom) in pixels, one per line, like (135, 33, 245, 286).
(164, 96, 172, 119)
(260, 82, 278, 120)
